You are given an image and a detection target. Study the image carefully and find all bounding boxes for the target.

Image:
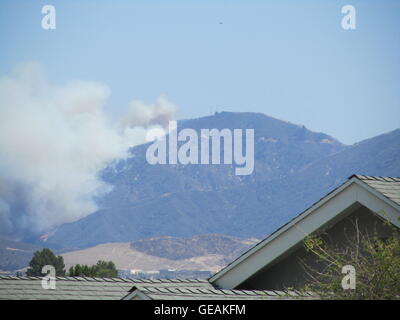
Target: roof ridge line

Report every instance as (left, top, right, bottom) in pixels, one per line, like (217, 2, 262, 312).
(350, 174, 400, 181)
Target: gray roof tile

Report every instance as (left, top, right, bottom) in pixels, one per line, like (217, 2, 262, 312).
(0, 276, 134, 300)
(133, 286, 309, 300)
(353, 175, 400, 206)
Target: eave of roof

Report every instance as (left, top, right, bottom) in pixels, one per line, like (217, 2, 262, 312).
(124, 286, 315, 300)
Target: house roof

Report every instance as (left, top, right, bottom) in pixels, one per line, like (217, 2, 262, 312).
(0, 274, 311, 300)
(210, 175, 400, 289)
(0, 275, 210, 300)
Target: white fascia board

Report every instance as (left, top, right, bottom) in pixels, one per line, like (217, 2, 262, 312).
(210, 178, 400, 289)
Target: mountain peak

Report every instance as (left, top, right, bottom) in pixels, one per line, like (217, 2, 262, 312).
(178, 111, 343, 147)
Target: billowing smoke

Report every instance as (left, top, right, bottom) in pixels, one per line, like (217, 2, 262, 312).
(0, 63, 176, 239)
(122, 95, 177, 128)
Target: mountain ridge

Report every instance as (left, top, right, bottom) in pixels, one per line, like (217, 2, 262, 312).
(37, 112, 399, 249)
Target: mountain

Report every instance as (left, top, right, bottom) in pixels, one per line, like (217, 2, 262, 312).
(42, 112, 400, 249)
(0, 237, 42, 271)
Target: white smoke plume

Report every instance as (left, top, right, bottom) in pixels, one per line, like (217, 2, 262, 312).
(122, 95, 177, 128)
(0, 63, 176, 238)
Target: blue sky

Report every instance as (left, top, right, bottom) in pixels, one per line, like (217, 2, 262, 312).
(0, 0, 399, 144)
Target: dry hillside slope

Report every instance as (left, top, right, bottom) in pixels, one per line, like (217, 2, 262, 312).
(61, 234, 259, 273)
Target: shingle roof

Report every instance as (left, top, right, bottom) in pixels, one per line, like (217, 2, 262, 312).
(126, 286, 314, 300)
(0, 275, 313, 300)
(0, 275, 211, 300)
(352, 175, 400, 206)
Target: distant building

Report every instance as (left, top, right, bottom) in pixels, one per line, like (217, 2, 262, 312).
(118, 268, 212, 280)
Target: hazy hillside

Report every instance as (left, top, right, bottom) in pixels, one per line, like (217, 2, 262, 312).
(0, 237, 42, 271)
(42, 112, 399, 249)
(61, 234, 258, 273)
(0, 234, 257, 273)
(130, 234, 259, 260)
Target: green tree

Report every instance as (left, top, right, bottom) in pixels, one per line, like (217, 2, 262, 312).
(300, 222, 400, 299)
(94, 260, 118, 278)
(68, 260, 118, 278)
(26, 248, 66, 277)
